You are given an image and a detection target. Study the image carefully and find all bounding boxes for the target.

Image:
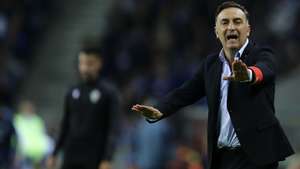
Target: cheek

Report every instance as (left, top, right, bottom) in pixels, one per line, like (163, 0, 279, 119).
(240, 27, 250, 36)
(240, 32, 249, 40)
(219, 36, 226, 43)
(91, 67, 99, 73)
(90, 65, 101, 73)
(217, 30, 226, 40)
(79, 65, 84, 73)
(79, 64, 90, 73)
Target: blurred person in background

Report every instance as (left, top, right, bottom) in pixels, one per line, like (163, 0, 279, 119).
(14, 100, 53, 169)
(47, 47, 121, 169)
(130, 97, 173, 169)
(132, 1, 294, 169)
(0, 0, 55, 168)
(0, 41, 22, 107)
(0, 107, 16, 169)
(167, 144, 204, 169)
(165, 118, 208, 169)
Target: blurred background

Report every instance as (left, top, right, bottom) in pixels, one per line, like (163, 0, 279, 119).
(0, 0, 300, 169)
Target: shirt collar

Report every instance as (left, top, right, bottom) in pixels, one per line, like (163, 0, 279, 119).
(219, 38, 249, 63)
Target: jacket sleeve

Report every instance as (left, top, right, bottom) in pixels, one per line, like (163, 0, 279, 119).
(53, 93, 70, 156)
(102, 87, 122, 161)
(153, 61, 206, 121)
(249, 47, 276, 85)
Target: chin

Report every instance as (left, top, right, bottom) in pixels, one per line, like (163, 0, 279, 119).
(226, 46, 239, 51)
(80, 75, 90, 82)
(227, 43, 241, 49)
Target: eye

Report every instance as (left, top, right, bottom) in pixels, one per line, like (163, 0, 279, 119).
(234, 19, 243, 25)
(221, 20, 229, 25)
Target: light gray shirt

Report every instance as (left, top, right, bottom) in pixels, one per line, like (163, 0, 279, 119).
(217, 39, 249, 148)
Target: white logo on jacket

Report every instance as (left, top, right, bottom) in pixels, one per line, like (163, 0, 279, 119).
(72, 89, 80, 99)
(90, 89, 101, 103)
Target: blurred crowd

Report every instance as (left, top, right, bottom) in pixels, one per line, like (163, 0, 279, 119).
(0, 0, 55, 168)
(1, 0, 300, 169)
(0, 0, 54, 107)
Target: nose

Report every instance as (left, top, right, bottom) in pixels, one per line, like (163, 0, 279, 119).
(228, 22, 235, 30)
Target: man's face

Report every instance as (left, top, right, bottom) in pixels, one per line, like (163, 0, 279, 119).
(78, 52, 102, 82)
(215, 7, 250, 51)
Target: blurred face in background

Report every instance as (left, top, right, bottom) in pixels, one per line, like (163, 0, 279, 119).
(78, 52, 103, 82)
(18, 100, 36, 116)
(215, 7, 250, 52)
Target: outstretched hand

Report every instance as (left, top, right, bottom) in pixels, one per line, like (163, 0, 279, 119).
(46, 155, 56, 169)
(131, 104, 163, 119)
(99, 160, 112, 169)
(223, 59, 250, 82)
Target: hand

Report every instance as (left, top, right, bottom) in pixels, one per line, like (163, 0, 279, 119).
(128, 165, 139, 169)
(223, 60, 250, 82)
(99, 160, 112, 169)
(131, 104, 163, 119)
(46, 155, 57, 169)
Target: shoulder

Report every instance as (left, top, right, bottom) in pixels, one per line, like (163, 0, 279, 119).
(198, 52, 220, 70)
(190, 52, 220, 79)
(247, 42, 276, 67)
(65, 84, 80, 99)
(205, 52, 220, 64)
(98, 80, 120, 97)
(248, 41, 275, 56)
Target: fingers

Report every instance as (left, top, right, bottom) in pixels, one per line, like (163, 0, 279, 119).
(131, 104, 140, 112)
(131, 104, 162, 119)
(131, 104, 150, 112)
(223, 75, 235, 81)
(232, 60, 247, 71)
(227, 60, 249, 81)
(131, 104, 153, 116)
(99, 161, 112, 169)
(132, 104, 156, 112)
(46, 156, 56, 169)
(235, 61, 248, 80)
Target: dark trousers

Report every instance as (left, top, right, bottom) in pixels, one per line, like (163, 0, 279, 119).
(61, 161, 98, 169)
(212, 147, 278, 169)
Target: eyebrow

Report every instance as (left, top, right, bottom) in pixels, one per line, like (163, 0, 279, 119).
(219, 17, 243, 22)
(233, 18, 243, 21)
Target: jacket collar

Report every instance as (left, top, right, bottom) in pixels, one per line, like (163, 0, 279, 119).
(219, 39, 254, 62)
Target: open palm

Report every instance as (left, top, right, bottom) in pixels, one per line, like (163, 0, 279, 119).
(131, 104, 163, 119)
(223, 60, 249, 82)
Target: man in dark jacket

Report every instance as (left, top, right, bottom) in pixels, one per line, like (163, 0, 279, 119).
(132, 1, 294, 169)
(47, 47, 120, 169)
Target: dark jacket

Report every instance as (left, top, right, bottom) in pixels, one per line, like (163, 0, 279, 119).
(154, 41, 294, 169)
(53, 80, 120, 164)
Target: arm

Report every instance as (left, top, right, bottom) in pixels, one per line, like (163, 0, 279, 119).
(156, 62, 206, 118)
(248, 47, 276, 84)
(47, 94, 71, 169)
(102, 87, 122, 161)
(132, 61, 206, 122)
(52, 93, 70, 156)
(224, 47, 276, 85)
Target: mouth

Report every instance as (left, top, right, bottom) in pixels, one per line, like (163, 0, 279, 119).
(226, 34, 239, 41)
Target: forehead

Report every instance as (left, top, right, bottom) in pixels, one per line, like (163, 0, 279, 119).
(79, 52, 101, 61)
(216, 7, 247, 21)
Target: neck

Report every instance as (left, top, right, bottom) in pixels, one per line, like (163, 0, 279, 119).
(224, 48, 237, 63)
(81, 76, 99, 86)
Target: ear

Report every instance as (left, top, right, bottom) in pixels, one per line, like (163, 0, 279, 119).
(215, 26, 219, 39)
(247, 23, 251, 37)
